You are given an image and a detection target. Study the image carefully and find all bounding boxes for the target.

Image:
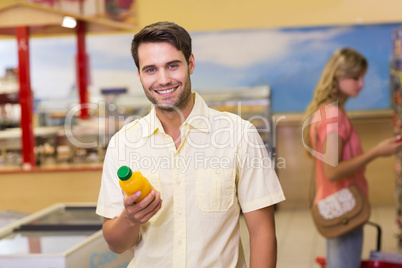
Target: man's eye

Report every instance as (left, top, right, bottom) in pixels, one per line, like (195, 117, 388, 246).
(145, 68, 155, 73)
(168, 64, 178, 69)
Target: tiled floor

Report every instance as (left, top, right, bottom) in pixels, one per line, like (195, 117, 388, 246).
(240, 206, 402, 267)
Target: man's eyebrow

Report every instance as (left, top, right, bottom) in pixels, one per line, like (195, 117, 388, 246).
(167, 60, 182, 65)
(141, 60, 183, 72)
(141, 64, 156, 72)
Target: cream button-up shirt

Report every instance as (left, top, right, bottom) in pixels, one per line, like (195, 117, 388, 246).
(96, 92, 285, 268)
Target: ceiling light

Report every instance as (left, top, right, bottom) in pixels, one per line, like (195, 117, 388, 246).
(62, 16, 77, 28)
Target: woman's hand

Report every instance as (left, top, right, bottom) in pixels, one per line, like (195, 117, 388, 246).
(372, 136, 402, 157)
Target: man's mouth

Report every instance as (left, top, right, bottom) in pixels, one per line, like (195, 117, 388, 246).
(156, 87, 177, 95)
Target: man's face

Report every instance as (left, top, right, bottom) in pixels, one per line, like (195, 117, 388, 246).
(137, 42, 195, 112)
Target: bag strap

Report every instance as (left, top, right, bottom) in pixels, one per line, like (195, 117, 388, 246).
(309, 109, 358, 207)
(308, 123, 319, 208)
(346, 137, 358, 184)
(309, 158, 316, 208)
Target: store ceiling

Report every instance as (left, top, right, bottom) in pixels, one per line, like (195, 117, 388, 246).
(0, 1, 137, 38)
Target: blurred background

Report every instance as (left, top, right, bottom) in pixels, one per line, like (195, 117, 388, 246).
(1, 1, 402, 267)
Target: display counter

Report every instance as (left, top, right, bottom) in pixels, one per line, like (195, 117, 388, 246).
(0, 203, 133, 268)
(0, 169, 103, 213)
(0, 163, 102, 174)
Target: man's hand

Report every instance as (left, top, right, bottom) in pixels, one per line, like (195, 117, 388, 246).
(123, 190, 163, 225)
(103, 191, 162, 253)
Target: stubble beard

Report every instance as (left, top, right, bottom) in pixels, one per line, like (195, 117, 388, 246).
(145, 75, 192, 113)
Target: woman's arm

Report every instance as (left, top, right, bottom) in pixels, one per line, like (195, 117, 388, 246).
(323, 133, 402, 182)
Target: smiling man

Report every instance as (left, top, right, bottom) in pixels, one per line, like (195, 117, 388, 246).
(96, 21, 285, 268)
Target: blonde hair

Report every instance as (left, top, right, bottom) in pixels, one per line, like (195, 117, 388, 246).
(303, 48, 368, 151)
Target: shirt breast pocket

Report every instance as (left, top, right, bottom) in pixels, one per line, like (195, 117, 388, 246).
(196, 168, 235, 212)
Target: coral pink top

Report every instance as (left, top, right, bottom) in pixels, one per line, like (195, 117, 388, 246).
(310, 104, 368, 204)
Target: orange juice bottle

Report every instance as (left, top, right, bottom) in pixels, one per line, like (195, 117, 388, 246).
(117, 166, 156, 202)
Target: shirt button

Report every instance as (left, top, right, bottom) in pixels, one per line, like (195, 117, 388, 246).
(176, 179, 181, 185)
(216, 170, 221, 175)
(178, 240, 182, 245)
(178, 210, 182, 215)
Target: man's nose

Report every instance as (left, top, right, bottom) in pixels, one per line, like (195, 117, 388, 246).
(157, 70, 172, 85)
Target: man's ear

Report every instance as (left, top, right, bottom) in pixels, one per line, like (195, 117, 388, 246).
(137, 69, 140, 77)
(188, 54, 195, 75)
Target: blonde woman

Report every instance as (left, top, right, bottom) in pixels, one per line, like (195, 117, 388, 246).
(304, 47, 402, 267)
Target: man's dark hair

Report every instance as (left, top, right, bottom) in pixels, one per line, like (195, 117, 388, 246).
(131, 21, 192, 70)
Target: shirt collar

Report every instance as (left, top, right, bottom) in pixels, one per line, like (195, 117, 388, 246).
(183, 92, 211, 133)
(140, 92, 211, 137)
(139, 107, 162, 138)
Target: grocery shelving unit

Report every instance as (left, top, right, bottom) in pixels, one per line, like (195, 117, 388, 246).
(390, 26, 402, 248)
(0, 0, 136, 169)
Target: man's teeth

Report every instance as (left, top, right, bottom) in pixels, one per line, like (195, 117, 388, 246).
(158, 88, 175, 94)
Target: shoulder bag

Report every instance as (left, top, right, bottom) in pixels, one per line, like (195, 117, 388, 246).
(310, 127, 370, 239)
